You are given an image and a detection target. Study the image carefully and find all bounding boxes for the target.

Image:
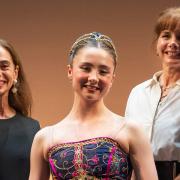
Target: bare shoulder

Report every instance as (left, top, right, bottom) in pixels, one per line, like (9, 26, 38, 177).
(33, 125, 59, 149)
(124, 119, 145, 135)
(123, 121, 158, 179)
(111, 113, 125, 125)
(35, 119, 68, 148)
(33, 125, 59, 160)
(123, 120, 148, 143)
(113, 115, 143, 134)
(124, 120, 150, 153)
(111, 114, 148, 154)
(111, 114, 143, 135)
(34, 119, 65, 141)
(34, 126, 51, 141)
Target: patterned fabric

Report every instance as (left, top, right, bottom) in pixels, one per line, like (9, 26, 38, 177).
(48, 137, 132, 180)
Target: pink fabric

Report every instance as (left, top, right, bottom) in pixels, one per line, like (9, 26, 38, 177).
(49, 158, 59, 177)
(106, 146, 116, 179)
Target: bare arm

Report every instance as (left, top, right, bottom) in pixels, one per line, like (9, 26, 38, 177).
(29, 129, 50, 180)
(128, 121, 158, 180)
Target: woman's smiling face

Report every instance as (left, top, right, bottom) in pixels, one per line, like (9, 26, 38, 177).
(0, 46, 18, 97)
(68, 47, 115, 102)
(157, 29, 180, 57)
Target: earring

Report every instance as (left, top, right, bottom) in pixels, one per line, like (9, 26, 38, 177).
(12, 79, 18, 94)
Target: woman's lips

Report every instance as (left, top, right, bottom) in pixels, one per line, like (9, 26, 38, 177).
(165, 51, 180, 59)
(84, 85, 100, 91)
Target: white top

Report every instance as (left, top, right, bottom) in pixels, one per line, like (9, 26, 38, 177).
(125, 71, 180, 161)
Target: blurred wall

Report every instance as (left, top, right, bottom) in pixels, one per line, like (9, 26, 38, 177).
(0, 0, 179, 127)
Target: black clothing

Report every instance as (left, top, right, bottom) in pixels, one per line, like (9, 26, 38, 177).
(0, 113, 40, 180)
(155, 161, 180, 180)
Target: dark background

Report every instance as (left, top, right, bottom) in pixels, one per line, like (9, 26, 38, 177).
(1, 0, 179, 126)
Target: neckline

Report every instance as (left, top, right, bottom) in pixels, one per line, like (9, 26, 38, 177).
(48, 136, 129, 156)
(159, 74, 178, 89)
(0, 113, 18, 122)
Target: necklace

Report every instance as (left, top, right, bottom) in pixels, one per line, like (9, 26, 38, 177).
(159, 75, 176, 100)
(160, 83, 176, 100)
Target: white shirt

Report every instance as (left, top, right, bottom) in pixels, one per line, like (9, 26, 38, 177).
(125, 71, 180, 161)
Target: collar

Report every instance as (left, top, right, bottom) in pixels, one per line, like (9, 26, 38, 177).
(145, 71, 180, 88)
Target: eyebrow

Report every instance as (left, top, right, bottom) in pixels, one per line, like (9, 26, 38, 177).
(80, 62, 92, 66)
(161, 30, 170, 33)
(0, 60, 10, 65)
(98, 65, 110, 69)
(80, 62, 111, 70)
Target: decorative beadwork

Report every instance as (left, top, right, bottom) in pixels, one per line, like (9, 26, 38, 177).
(48, 137, 132, 180)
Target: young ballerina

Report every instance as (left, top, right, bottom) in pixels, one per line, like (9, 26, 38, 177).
(29, 32, 157, 180)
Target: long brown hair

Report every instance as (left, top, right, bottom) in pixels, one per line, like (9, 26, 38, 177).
(0, 39, 32, 116)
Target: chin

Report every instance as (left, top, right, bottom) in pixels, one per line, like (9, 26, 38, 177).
(0, 89, 9, 97)
(84, 96, 99, 102)
(86, 96, 98, 100)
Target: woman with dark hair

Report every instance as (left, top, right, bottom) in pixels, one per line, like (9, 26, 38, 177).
(0, 39, 40, 180)
(29, 32, 157, 180)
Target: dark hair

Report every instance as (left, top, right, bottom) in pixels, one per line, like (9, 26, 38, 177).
(0, 39, 32, 116)
(69, 32, 117, 70)
(154, 7, 180, 41)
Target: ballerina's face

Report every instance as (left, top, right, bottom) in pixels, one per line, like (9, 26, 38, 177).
(68, 46, 115, 102)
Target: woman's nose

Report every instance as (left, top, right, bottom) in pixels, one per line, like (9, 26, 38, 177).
(169, 36, 179, 49)
(88, 71, 99, 83)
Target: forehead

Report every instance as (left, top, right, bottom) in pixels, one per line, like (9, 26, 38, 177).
(159, 16, 180, 33)
(160, 28, 180, 34)
(73, 47, 114, 65)
(0, 46, 12, 61)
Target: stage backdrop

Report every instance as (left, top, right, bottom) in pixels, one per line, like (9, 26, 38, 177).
(0, 0, 179, 127)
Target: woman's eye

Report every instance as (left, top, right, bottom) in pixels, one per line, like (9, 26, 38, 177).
(0, 65, 9, 70)
(80, 66, 90, 72)
(99, 69, 108, 75)
(161, 32, 170, 39)
(0, 61, 10, 70)
(162, 34, 170, 38)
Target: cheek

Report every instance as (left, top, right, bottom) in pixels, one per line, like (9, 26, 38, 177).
(157, 40, 166, 51)
(99, 77, 113, 90)
(156, 45, 162, 55)
(72, 72, 87, 86)
(3, 71, 14, 80)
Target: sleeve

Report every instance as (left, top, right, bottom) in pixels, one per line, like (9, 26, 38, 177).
(33, 120, 41, 133)
(125, 88, 135, 120)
